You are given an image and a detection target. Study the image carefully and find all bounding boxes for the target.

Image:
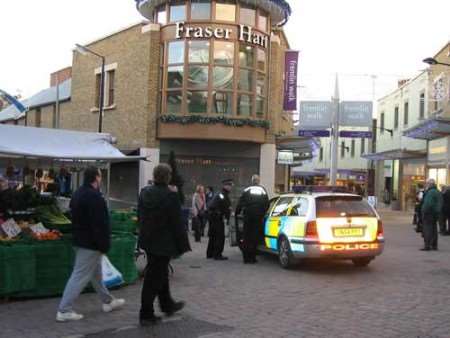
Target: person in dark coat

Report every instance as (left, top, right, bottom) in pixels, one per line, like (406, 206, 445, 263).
(206, 179, 233, 260)
(440, 185, 450, 235)
(138, 164, 190, 326)
(421, 178, 443, 251)
(235, 175, 269, 264)
(57, 167, 125, 322)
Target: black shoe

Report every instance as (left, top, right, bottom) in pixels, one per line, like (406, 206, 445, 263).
(206, 255, 213, 259)
(432, 247, 438, 251)
(214, 256, 228, 261)
(162, 301, 185, 317)
(420, 247, 431, 251)
(140, 315, 162, 326)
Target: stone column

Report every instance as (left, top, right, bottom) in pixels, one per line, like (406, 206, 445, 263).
(260, 144, 276, 197)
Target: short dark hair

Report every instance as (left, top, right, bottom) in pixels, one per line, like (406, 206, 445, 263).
(153, 164, 172, 184)
(84, 166, 101, 185)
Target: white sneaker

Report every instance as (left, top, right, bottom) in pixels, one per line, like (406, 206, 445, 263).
(56, 311, 84, 322)
(102, 298, 126, 313)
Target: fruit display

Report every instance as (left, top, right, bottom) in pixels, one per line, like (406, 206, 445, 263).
(32, 230, 62, 241)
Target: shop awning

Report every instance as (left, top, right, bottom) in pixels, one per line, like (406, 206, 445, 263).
(0, 125, 145, 162)
(276, 136, 320, 154)
(362, 149, 427, 161)
(403, 116, 450, 140)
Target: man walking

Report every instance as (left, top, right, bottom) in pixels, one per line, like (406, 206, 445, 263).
(421, 178, 443, 251)
(138, 164, 189, 326)
(440, 185, 450, 235)
(56, 167, 124, 322)
(236, 175, 269, 264)
(206, 179, 233, 260)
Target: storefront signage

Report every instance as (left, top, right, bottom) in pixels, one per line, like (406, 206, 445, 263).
(339, 131, 373, 138)
(283, 51, 299, 111)
(339, 101, 373, 127)
(175, 22, 268, 48)
(298, 130, 330, 137)
(299, 101, 332, 128)
(277, 151, 294, 165)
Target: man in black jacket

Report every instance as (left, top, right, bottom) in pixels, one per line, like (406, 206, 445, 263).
(138, 164, 190, 326)
(57, 167, 125, 322)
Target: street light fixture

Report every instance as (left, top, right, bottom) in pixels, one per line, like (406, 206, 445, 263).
(423, 57, 450, 67)
(74, 44, 106, 133)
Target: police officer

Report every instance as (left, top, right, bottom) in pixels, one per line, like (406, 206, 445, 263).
(236, 175, 269, 264)
(206, 179, 233, 260)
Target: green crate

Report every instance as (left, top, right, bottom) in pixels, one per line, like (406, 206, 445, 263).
(0, 243, 36, 296)
(108, 233, 138, 284)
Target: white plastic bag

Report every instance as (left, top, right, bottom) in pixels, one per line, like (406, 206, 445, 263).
(102, 255, 124, 289)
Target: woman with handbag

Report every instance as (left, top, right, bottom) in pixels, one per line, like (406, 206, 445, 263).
(192, 185, 206, 242)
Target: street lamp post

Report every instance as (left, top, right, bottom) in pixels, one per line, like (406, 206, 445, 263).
(75, 44, 106, 133)
(423, 58, 450, 67)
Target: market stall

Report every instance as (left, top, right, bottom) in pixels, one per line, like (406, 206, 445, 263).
(0, 125, 145, 298)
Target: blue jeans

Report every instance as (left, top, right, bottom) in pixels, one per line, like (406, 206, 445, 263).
(58, 247, 113, 313)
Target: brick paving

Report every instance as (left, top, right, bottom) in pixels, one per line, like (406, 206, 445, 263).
(2, 210, 450, 338)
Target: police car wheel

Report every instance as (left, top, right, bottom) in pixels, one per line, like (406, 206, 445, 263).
(352, 257, 373, 267)
(278, 237, 294, 269)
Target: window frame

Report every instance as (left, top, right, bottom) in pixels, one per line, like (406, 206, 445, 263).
(270, 196, 294, 217)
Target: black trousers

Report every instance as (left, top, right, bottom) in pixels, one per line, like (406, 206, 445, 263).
(241, 216, 262, 262)
(423, 214, 438, 249)
(207, 217, 225, 258)
(439, 214, 450, 233)
(140, 253, 174, 319)
(192, 216, 202, 242)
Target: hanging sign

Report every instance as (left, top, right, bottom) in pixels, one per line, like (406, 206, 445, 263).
(339, 101, 373, 127)
(298, 130, 330, 137)
(283, 51, 299, 111)
(299, 101, 332, 128)
(339, 131, 373, 138)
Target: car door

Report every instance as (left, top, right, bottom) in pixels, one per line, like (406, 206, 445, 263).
(264, 196, 294, 251)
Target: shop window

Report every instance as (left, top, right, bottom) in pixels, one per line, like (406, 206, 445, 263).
(188, 40, 210, 63)
(187, 91, 208, 113)
(238, 94, 252, 116)
(214, 41, 234, 65)
(239, 69, 253, 92)
(215, 1, 236, 22)
(256, 96, 265, 117)
(404, 101, 409, 125)
(419, 92, 425, 119)
(239, 5, 256, 26)
(394, 106, 399, 129)
(167, 66, 184, 88)
(256, 49, 266, 72)
(256, 73, 266, 96)
(239, 44, 254, 68)
(168, 41, 185, 65)
(156, 6, 167, 25)
(107, 70, 115, 106)
(169, 3, 186, 22)
(188, 66, 209, 89)
(190, 0, 211, 20)
(258, 11, 268, 32)
(213, 66, 233, 89)
(212, 91, 233, 115)
(167, 91, 183, 113)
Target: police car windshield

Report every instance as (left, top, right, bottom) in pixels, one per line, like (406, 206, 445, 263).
(316, 196, 376, 218)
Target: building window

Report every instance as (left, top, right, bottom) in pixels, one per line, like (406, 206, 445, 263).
(167, 91, 183, 114)
(238, 94, 252, 116)
(188, 40, 210, 63)
(167, 66, 184, 88)
(319, 147, 323, 162)
(239, 4, 256, 26)
(213, 66, 233, 89)
(187, 91, 208, 113)
(380, 112, 385, 134)
(107, 70, 115, 106)
(360, 138, 365, 155)
(190, 0, 211, 20)
(394, 106, 399, 129)
(95, 73, 101, 108)
(155, 5, 167, 25)
(404, 101, 409, 125)
(239, 44, 254, 68)
(351, 140, 355, 158)
(215, 1, 236, 22)
(214, 41, 234, 65)
(341, 141, 345, 158)
(239, 69, 253, 91)
(188, 65, 209, 89)
(168, 41, 185, 65)
(212, 91, 233, 115)
(35, 108, 42, 128)
(169, 3, 186, 22)
(420, 92, 425, 119)
(258, 11, 268, 32)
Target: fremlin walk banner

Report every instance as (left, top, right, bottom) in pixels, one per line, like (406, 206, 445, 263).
(283, 50, 299, 111)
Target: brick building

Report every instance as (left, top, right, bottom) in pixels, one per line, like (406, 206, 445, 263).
(1, 0, 298, 206)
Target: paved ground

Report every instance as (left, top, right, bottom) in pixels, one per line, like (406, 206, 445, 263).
(2, 210, 450, 338)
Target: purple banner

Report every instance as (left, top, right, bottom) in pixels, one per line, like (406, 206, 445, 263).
(298, 130, 330, 137)
(339, 131, 373, 138)
(283, 51, 299, 111)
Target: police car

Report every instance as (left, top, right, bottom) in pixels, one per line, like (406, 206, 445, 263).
(259, 186, 385, 269)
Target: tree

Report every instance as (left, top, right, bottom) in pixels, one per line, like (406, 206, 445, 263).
(168, 151, 185, 204)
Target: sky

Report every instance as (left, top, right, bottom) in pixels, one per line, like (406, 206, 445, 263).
(0, 0, 449, 105)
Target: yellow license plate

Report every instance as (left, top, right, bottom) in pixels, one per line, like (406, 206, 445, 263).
(333, 227, 364, 237)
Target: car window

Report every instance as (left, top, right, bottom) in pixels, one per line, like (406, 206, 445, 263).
(289, 198, 309, 216)
(316, 196, 375, 218)
(271, 197, 293, 217)
(266, 197, 279, 216)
